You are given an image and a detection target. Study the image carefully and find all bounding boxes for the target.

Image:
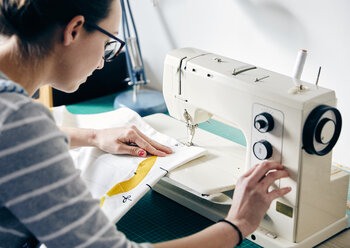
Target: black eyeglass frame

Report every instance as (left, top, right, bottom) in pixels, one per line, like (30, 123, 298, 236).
(85, 22, 125, 62)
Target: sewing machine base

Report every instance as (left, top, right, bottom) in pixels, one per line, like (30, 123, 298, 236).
(153, 177, 348, 248)
(144, 113, 245, 195)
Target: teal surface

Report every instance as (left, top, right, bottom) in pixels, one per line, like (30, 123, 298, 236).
(66, 93, 349, 247)
(198, 119, 247, 147)
(66, 93, 118, 114)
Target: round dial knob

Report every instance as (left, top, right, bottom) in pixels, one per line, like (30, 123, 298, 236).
(253, 140, 273, 160)
(254, 113, 274, 133)
(303, 105, 342, 156)
(315, 118, 336, 144)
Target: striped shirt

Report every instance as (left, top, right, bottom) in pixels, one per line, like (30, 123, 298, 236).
(0, 74, 152, 248)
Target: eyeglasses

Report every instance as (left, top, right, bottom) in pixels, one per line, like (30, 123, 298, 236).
(85, 22, 125, 62)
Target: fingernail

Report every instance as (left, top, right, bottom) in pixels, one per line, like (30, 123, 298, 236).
(138, 150, 146, 157)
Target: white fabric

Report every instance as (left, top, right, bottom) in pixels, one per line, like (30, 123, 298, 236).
(52, 107, 206, 223)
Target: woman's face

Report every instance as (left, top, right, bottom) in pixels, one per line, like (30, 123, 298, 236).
(51, 0, 121, 92)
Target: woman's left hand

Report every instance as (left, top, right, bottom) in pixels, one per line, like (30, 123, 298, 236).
(93, 125, 173, 157)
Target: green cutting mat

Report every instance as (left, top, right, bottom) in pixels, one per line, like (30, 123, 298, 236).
(67, 92, 350, 247)
(118, 190, 259, 247)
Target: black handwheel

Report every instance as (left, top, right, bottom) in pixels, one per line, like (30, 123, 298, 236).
(302, 105, 342, 156)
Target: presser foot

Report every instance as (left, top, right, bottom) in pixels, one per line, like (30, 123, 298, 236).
(186, 123, 198, 146)
(183, 109, 198, 146)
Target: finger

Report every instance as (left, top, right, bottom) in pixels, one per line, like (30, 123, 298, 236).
(133, 133, 167, 157)
(248, 161, 284, 183)
(117, 143, 147, 157)
(260, 170, 289, 191)
(133, 127, 173, 154)
(243, 163, 260, 177)
(268, 187, 292, 201)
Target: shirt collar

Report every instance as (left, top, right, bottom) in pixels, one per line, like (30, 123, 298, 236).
(0, 71, 29, 97)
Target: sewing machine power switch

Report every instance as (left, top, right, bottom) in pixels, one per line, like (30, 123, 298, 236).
(253, 140, 273, 160)
(254, 112, 274, 133)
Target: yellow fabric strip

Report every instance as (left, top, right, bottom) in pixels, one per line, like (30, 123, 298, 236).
(100, 196, 106, 207)
(106, 156, 157, 197)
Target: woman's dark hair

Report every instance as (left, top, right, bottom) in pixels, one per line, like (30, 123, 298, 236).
(0, 0, 114, 58)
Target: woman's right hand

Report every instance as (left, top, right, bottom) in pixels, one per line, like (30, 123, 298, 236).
(226, 161, 292, 238)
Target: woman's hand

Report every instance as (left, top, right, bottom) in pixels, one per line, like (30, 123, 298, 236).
(92, 125, 173, 157)
(154, 161, 291, 248)
(226, 161, 291, 238)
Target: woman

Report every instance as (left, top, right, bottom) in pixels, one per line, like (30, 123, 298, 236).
(0, 0, 291, 247)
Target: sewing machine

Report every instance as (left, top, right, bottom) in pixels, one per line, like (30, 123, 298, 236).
(145, 47, 349, 247)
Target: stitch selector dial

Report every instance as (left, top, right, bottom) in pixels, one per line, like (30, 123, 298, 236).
(253, 140, 273, 160)
(254, 112, 274, 133)
(303, 105, 342, 156)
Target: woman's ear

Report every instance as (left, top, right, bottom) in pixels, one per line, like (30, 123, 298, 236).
(63, 15, 85, 46)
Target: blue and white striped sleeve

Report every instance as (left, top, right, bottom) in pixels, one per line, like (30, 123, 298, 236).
(0, 99, 152, 248)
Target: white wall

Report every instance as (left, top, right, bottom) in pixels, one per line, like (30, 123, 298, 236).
(128, 0, 350, 167)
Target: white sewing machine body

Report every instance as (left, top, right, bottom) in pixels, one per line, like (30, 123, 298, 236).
(150, 48, 348, 247)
